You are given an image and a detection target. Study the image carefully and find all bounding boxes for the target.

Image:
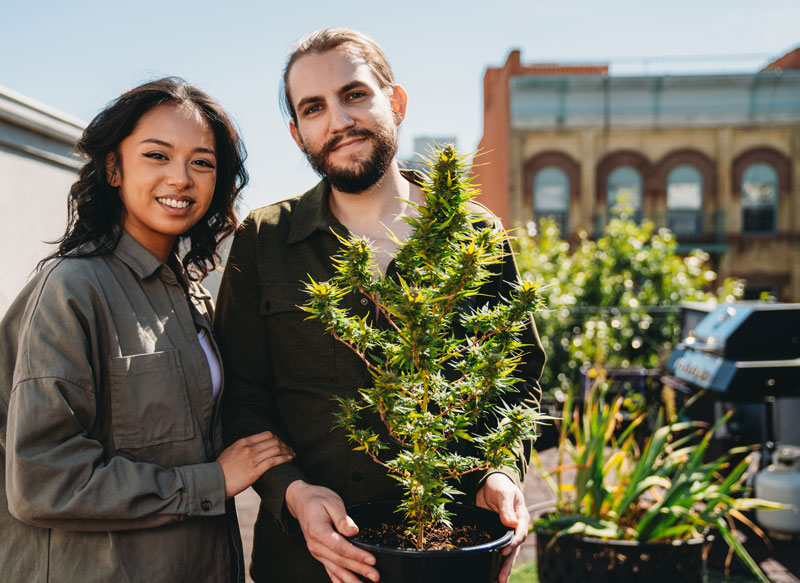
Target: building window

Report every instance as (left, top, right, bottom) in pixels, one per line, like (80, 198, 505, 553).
(741, 163, 778, 234)
(667, 165, 703, 236)
(607, 166, 642, 221)
(534, 166, 569, 235)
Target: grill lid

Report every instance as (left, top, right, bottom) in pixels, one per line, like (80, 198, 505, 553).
(665, 303, 800, 400)
(688, 303, 800, 361)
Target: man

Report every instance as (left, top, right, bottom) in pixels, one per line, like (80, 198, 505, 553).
(215, 28, 545, 583)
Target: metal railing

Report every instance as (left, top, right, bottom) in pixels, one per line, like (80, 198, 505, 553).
(535, 53, 779, 77)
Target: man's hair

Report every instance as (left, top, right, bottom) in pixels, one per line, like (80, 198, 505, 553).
(281, 28, 395, 124)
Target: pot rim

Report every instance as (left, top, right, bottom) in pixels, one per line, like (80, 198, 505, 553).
(347, 501, 514, 557)
(534, 526, 710, 548)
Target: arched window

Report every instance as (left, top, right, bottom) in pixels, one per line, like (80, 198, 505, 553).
(607, 166, 642, 222)
(741, 163, 778, 233)
(667, 165, 703, 236)
(533, 166, 569, 235)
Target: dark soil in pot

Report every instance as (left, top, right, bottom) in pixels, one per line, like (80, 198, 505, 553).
(347, 500, 513, 583)
(536, 528, 709, 583)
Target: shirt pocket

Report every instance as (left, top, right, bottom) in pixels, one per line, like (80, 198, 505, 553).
(260, 282, 337, 385)
(108, 349, 195, 450)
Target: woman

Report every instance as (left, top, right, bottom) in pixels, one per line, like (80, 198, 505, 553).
(0, 78, 292, 582)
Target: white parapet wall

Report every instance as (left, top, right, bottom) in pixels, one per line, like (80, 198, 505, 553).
(0, 85, 85, 316)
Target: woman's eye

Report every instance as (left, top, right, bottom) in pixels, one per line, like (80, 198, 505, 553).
(193, 159, 216, 169)
(143, 152, 167, 160)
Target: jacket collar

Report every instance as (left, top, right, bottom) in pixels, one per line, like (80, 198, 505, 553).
(111, 229, 172, 281)
(286, 169, 426, 245)
(286, 179, 343, 245)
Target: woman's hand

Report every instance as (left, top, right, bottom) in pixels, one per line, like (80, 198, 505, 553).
(217, 431, 294, 498)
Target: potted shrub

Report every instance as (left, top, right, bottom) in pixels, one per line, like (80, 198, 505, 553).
(532, 370, 782, 583)
(302, 145, 544, 583)
(513, 214, 744, 403)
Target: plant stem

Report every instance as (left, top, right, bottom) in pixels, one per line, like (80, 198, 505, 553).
(329, 330, 380, 373)
(438, 324, 514, 365)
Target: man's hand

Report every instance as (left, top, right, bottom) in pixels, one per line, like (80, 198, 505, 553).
(475, 473, 530, 583)
(285, 480, 379, 583)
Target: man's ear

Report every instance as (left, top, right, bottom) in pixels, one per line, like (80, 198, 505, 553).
(105, 152, 120, 187)
(289, 120, 307, 153)
(390, 85, 408, 125)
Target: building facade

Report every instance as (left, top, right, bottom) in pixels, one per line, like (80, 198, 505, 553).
(475, 48, 800, 301)
(0, 85, 84, 315)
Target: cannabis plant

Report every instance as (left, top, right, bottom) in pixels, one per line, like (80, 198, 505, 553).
(302, 145, 543, 550)
(533, 373, 782, 582)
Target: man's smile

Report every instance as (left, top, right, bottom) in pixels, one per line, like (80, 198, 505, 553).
(333, 137, 367, 151)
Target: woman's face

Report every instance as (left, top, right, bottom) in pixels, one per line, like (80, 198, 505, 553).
(109, 103, 217, 262)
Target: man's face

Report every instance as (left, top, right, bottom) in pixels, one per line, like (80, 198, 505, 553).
(287, 46, 405, 194)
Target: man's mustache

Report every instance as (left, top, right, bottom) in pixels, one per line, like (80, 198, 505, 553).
(321, 128, 375, 156)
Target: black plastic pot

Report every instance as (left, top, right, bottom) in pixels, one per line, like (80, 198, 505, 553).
(536, 528, 709, 583)
(347, 500, 513, 583)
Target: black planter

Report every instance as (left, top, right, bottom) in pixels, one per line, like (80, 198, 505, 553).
(347, 500, 513, 583)
(536, 528, 709, 583)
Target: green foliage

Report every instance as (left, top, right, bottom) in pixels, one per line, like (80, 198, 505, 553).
(302, 145, 544, 550)
(510, 559, 539, 582)
(533, 378, 783, 582)
(514, 216, 743, 398)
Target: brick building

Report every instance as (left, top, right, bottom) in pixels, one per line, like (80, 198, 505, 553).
(475, 47, 800, 300)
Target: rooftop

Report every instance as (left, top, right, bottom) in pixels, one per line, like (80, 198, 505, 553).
(507, 47, 800, 129)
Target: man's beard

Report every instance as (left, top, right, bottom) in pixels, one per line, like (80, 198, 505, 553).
(303, 123, 397, 194)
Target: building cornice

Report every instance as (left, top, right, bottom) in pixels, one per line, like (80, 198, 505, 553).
(0, 85, 85, 145)
(0, 136, 83, 170)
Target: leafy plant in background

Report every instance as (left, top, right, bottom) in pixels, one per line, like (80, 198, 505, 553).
(514, 215, 744, 399)
(302, 145, 544, 550)
(533, 374, 782, 582)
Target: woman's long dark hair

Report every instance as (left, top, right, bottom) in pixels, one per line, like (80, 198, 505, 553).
(41, 77, 248, 281)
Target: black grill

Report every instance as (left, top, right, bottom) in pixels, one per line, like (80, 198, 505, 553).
(665, 303, 800, 401)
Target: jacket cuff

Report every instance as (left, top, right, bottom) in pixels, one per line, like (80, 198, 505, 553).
(252, 462, 307, 534)
(179, 462, 227, 517)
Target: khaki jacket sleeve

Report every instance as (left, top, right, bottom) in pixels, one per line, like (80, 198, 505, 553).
(5, 264, 226, 531)
(215, 217, 306, 525)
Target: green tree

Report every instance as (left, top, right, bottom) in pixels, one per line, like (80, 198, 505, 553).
(514, 214, 743, 398)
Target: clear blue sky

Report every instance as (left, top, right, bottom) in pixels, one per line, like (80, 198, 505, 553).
(2, 0, 798, 213)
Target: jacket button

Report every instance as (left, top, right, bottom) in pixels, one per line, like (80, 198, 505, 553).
(201, 499, 213, 511)
(360, 298, 368, 306)
(351, 471, 363, 483)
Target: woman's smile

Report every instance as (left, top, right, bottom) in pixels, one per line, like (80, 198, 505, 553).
(156, 196, 195, 211)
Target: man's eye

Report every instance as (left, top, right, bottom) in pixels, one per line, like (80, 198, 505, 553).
(347, 92, 367, 100)
(304, 105, 321, 116)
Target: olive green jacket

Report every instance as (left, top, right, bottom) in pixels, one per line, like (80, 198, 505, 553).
(215, 174, 546, 583)
(0, 231, 244, 583)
